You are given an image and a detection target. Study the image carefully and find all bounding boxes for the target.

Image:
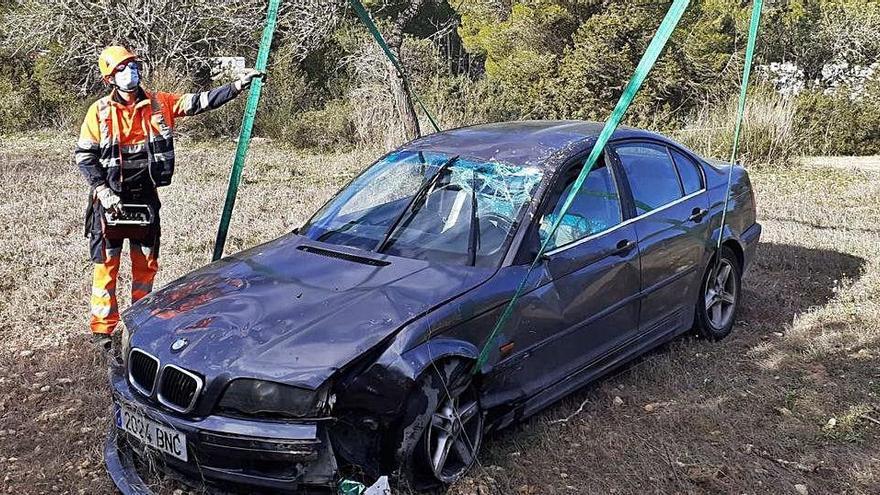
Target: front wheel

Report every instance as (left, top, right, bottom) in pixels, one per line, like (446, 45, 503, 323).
(694, 246, 742, 340)
(392, 359, 484, 489)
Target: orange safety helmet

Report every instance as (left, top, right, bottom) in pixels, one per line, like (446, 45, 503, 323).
(98, 46, 138, 78)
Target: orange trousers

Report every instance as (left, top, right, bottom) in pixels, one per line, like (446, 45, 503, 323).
(90, 241, 159, 335)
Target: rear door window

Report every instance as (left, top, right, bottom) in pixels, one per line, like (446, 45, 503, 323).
(616, 143, 684, 215)
(669, 148, 704, 195)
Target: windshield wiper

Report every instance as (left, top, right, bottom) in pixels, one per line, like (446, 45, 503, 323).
(375, 154, 459, 253)
(467, 166, 480, 266)
(316, 219, 359, 242)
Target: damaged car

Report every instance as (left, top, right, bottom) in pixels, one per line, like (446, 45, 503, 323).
(105, 120, 761, 493)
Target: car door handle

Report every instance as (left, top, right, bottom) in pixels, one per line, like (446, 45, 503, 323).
(611, 239, 636, 257)
(688, 208, 708, 223)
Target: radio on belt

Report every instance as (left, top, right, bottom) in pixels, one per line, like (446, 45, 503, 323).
(104, 204, 155, 226)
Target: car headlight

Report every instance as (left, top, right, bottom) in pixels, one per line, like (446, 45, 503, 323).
(217, 379, 331, 418)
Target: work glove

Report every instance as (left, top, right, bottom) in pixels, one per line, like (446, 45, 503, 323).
(95, 185, 122, 215)
(234, 68, 266, 91)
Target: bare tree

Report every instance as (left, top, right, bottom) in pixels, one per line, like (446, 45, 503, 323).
(1, 0, 341, 93)
(386, 0, 427, 141)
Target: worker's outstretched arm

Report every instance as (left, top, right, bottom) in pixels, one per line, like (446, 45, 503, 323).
(162, 69, 265, 120)
(74, 103, 106, 189)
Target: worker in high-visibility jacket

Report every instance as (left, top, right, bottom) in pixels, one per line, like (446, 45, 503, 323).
(76, 46, 263, 351)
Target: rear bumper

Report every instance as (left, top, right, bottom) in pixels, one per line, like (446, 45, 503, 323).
(740, 222, 761, 271)
(105, 363, 337, 494)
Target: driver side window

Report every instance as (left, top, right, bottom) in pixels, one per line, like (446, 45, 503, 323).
(539, 160, 622, 251)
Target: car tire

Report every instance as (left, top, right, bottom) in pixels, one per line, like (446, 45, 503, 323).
(694, 246, 742, 340)
(391, 359, 484, 489)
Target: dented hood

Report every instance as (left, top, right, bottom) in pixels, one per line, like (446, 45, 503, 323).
(124, 233, 493, 389)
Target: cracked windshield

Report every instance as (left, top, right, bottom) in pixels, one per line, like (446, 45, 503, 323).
(302, 150, 544, 266)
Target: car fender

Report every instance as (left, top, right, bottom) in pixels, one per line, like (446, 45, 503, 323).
(710, 223, 741, 248)
(333, 338, 478, 417)
(396, 338, 480, 382)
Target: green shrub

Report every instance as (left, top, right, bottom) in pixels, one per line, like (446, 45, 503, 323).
(0, 74, 37, 133)
(794, 88, 880, 156)
(271, 99, 356, 150)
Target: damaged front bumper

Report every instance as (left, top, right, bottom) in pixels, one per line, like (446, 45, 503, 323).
(105, 364, 338, 494)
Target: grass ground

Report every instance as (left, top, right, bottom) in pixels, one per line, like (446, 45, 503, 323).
(0, 133, 878, 494)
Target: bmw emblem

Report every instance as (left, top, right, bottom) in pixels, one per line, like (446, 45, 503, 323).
(170, 338, 189, 352)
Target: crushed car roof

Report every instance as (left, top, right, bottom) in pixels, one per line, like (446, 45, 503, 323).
(403, 120, 670, 168)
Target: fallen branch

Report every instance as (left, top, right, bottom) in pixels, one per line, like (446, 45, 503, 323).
(753, 449, 832, 474)
(860, 414, 880, 426)
(550, 397, 590, 424)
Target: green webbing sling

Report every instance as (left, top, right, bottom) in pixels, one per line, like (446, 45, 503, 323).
(473, 0, 691, 373)
(212, 0, 281, 261)
(716, 0, 763, 258)
(348, 0, 442, 133)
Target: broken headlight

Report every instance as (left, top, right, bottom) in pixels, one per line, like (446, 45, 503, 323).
(217, 379, 330, 418)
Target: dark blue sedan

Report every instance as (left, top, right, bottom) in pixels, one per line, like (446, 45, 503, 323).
(106, 121, 761, 493)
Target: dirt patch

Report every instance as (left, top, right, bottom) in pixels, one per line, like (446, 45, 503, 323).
(1, 139, 879, 494)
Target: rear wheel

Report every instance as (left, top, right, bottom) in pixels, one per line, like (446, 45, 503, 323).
(694, 246, 742, 340)
(392, 359, 484, 489)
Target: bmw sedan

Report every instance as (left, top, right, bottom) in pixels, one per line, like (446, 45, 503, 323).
(105, 120, 761, 493)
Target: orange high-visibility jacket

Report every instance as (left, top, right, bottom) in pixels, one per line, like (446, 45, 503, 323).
(75, 84, 240, 194)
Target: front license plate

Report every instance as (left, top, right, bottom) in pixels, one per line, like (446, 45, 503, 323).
(115, 403, 188, 462)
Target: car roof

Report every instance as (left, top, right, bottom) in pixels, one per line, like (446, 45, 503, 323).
(402, 120, 674, 168)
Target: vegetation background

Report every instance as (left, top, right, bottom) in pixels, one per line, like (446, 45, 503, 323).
(1, 0, 880, 162)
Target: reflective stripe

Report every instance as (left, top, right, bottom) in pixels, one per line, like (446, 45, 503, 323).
(90, 302, 117, 318)
(120, 143, 148, 154)
(131, 281, 153, 294)
(199, 91, 210, 111)
(91, 286, 116, 298)
(122, 158, 149, 169)
(132, 243, 153, 257)
(181, 93, 198, 114)
(75, 152, 96, 165)
(77, 138, 99, 150)
(97, 98, 114, 147)
(150, 151, 174, 162)
(99, 157, 121, 168)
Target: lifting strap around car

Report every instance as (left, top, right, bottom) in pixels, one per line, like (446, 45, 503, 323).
(472, 0, 692, 374)
(348, 0, 442, 133)
(212, 0, 281, 261)
(715, 0, 763, 265)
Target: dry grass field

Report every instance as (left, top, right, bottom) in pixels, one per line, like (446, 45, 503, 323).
(1, 132, 879, 494)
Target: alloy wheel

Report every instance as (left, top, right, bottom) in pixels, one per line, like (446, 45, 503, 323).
(424, 378, 483, 483)
(704, 258, 738, 329)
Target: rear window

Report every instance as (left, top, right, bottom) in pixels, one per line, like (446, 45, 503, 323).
(616, 143, 683, 215)
(670, 149, 704, 195)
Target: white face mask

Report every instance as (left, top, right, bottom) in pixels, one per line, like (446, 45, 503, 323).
(114, 64, 140, 92)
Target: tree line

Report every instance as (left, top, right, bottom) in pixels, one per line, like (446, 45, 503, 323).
(2, 0, 879, 160)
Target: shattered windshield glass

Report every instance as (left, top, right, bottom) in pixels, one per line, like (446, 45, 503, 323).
(301, 150, 544, 267)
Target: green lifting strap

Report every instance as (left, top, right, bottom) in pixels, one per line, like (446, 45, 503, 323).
(348, 0, 442, 133)
(716, 0, 763, 258)
(212, 0, 281, 261)
(473, 0, 691, 374)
